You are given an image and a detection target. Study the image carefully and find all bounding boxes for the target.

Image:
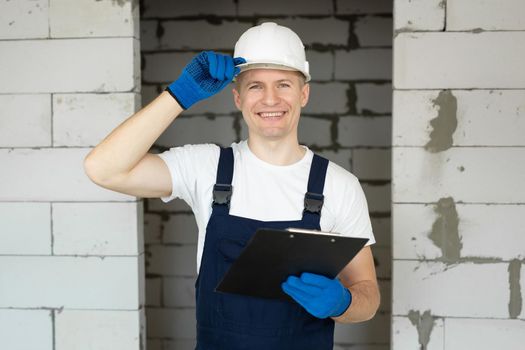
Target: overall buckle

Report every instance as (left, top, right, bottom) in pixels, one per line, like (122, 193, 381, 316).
(213, 184, 232, 206)
(304, 192, 324, 213)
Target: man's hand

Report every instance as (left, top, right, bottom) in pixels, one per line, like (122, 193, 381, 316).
(281, 272, 352, 319)
(166, 51, 246, 109)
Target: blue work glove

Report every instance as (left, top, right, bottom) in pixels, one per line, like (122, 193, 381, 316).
(165, 51, 246, 110)
(281, 272, 352, 319)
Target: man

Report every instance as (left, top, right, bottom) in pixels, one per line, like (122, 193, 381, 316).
(84, 22, 380, 349)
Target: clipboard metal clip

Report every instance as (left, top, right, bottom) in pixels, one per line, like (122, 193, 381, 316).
(303, 192, 324, 214)
(213, 184, 232, 206)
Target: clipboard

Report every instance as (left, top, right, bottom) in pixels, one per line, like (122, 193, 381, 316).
(215, 228, 369, 300)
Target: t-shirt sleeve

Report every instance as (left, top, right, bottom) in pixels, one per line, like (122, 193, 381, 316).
(330, 168, 376, 247)
(156, 144, 219, 208)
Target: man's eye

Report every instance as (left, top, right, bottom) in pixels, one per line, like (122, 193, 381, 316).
(279, 83, 290, 88)
(249, 85, 261, 89)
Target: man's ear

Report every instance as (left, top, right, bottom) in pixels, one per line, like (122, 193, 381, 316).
(301, 83, 310, 108)
(232, 87, 242, 110)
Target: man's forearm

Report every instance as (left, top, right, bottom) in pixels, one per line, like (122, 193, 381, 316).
(84, 91, 183, 181)
(331, 280, 380, 324)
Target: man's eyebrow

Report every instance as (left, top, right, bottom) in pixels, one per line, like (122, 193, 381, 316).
(244, 79, 294, 85)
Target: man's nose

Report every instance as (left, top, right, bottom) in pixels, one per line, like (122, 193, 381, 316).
(262, 87, 279, 105)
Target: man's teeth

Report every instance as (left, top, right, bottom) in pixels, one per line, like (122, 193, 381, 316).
(259, 112, 285, 117)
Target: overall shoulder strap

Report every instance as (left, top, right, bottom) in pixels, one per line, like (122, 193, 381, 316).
(302, 153, 329, 226)
(212, 147, 234, 211)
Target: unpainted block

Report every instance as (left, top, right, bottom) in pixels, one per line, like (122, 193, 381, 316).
(393, 90, 525, 147)
(394, 0, 445, 31)
(394, 32, 525, 89)
(393, 261, 509, 318)
(447, 0, 525, 31)
(392, 147, 525, 203)
(392, 316, 444, 350)
(394, 203, 525, 260)
(444, 318, 525, 350)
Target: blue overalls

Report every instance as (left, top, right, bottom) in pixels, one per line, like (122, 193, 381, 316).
(195, 147, 334, 350)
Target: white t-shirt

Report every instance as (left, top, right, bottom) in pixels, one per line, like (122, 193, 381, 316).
(157, 140, 375, 272)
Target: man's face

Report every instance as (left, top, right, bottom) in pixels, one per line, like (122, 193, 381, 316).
(232, 69, 309, 141)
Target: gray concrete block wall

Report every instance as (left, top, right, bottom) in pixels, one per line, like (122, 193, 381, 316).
(0, 1, 144, 349)
(140, 0, 392, 349)
(392, 0, 525, 349)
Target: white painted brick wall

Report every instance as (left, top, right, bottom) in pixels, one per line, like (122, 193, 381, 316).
(0, 256, 142, 309)
(0, 94, 51, 147)
(447, 0, 525, 31)
(55, 309, 144, 350)
(392, 316, 444, 350)
(394, 32, 525, 89)
(444, 318, 525, 350)
(393, 261, 509, 318)
(0, 148, 133, 201)
(0, 202, 51, 255)
(393, 90, 525, 147)
(50, 0, 138, 38)
(53, 93, 140, 147)
(52, 202, 143, 255)
(0, 0, 49, 39)
(393, 147, 525, 203)
(2, 1, 143, 349)
(394, 0, 445, 31)
(0, 38, 139, 93)
(0, 309, 53, 350)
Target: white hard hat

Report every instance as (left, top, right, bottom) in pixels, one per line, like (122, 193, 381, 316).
(233, 22, 311, 82)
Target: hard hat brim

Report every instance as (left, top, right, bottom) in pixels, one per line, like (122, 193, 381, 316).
(233, 61, 311, 82)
